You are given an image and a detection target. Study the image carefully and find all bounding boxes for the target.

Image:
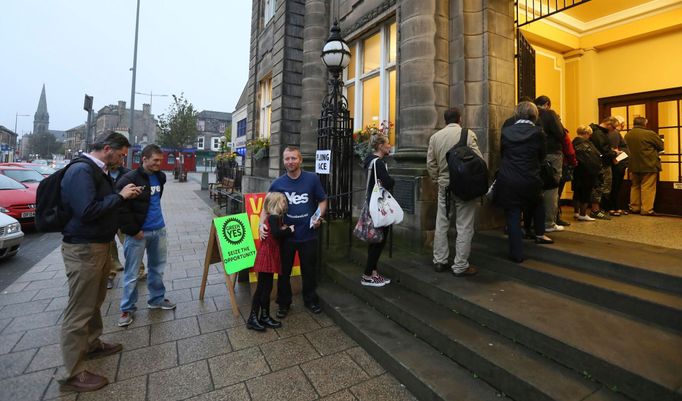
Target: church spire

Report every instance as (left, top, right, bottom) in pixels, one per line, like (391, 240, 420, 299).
(33, 84, 49, 135)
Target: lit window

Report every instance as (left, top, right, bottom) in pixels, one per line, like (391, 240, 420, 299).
(197, 136, 205, 150)
(264, 0, 276, 25)
(344, 21, 397, 147)
(259, 77, 272, 140)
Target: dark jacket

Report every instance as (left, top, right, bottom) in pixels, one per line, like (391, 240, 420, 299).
(493, 122, 546, 209)
(537, 108, 565, 153)
(116, 167, 167, 236)
(572, 136, 601, 179)
(61, 156, 123, 243)
(589, 123, 617, 166)
(363, 154, 395, 204)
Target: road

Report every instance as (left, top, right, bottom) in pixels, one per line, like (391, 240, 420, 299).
(0, 229, 62, 291)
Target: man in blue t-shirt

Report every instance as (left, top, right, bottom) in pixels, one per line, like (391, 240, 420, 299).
(260, 146, 327, 317)
(116, 144, 174, 327)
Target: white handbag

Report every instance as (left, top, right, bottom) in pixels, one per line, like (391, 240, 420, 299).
(368, 158, 404, 227)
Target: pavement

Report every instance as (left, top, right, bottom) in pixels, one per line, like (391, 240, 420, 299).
(0, 173, 417, 401)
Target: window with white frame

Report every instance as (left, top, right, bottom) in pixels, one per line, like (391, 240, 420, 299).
(259, 77, 272, 139)
(344, 21, 397, 147)
(263, 0, 276, 25)
(197, 136, 205, 150)
(212, 136, 222, 151)
(196, 120, 205, 131)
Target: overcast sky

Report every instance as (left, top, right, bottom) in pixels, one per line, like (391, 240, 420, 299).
(0, 0, 252, 137)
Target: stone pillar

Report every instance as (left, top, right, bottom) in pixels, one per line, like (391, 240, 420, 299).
(300, 0, 329, 159)
(395, 0, 450, 163)
(450, 0, 515, 228)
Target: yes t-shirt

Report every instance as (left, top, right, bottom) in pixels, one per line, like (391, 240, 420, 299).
(269, 171, 327, 242)
(141, 173, 165, 231)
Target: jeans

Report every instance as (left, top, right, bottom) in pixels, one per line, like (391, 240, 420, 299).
(120, 227, 168, 312)
(277, 238, 319, 308)
(433, 185, 476, 273)
(506, 201, 544, 261)
(543, 153, 563, 228)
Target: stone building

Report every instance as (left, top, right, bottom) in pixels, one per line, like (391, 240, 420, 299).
(93, 101, 158, 146)
(195, 110, 232, 168)
(0, 126, 18, 162)
(64, 124, 86, 159)
(243, 0, 682, 242)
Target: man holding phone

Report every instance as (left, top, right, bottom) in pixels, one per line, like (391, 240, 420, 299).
(116, 144, 174, 327)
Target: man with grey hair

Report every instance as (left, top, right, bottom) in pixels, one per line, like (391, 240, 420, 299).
(625, 116, 664, 215)
(59, 131, 142, 392)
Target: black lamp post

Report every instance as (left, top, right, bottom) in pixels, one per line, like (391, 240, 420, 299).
(318, 21, 354, 232)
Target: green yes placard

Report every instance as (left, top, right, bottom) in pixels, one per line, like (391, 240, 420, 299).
(213, 213, 257, 274)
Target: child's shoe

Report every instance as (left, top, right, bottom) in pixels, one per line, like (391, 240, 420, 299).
(259, 307, 282, 329)
(247, 308, 266, 331)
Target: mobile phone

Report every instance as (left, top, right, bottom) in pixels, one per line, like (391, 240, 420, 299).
(137, 185, 145, 190)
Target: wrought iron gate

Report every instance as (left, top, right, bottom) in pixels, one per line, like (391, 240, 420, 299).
(514, 0, 591, 101)
(317, 80, 354, 222)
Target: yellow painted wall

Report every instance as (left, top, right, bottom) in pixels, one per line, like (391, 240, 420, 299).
(534, 46, 565, 118)
(592, 30, 682, 99)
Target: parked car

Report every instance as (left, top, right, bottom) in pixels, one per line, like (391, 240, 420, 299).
(0, 174, 36, 229)
(53, 160, 69, 170)
(0, 212, 23, 259)
(0, 163, 56, 177)
(0, 166, 45, 189)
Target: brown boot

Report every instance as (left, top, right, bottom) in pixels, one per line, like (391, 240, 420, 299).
(59, 371, 108, 392)
(87, 342, 122, 360)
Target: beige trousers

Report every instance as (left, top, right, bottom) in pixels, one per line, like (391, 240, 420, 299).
(629, 172, 658, 214)
(60, 242, 111, 380)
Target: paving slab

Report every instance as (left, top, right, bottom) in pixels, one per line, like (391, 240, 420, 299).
(0, 331, 23, 354)
(301, 352, 369, 397)
(117, 342, 177, 380)
(178, 330, 232, 364)
(345, 346, 386, 377)
(208, 346, 270, 388)
(350, 373, 418, 401)
(13, 324, 61, 351)
(173, 299, 218, 319)
(246, 365, 318, 401)
(259, 334, 321, 371)
(77, 375, 147, 401)
(150, 316, 200, 345)
(0, 348, 36, 380)
(148, 360, 213, 401)
(197, 309, 244, 333)
(0, 368, 54, 401)
(227, 324, 279, 350)
(305, 326, 356, 356)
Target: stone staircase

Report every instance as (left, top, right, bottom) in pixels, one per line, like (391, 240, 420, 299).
(318, 230, 682, 401)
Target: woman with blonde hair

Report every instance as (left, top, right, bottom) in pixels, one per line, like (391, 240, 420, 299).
(361, 133, 394, 286)
(248, 192, 294, 331)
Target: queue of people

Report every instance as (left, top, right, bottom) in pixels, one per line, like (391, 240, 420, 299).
(55, 111, 664, 393)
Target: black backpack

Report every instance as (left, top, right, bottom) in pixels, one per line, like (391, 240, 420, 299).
(34, 157, 102, 232)
(446, 128, 489, 201)
(574, 141, 602, 177)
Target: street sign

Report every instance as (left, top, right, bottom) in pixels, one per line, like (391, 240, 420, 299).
(315, 150, 331, 174)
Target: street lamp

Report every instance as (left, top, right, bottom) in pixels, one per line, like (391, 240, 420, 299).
(14, 113, 29, 135)
(135, 91, 168, 112)
(318, 21, 353, 225)
(127, 0, 141, 169)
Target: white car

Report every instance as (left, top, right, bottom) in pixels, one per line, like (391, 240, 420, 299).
(0, 212, 23, 259)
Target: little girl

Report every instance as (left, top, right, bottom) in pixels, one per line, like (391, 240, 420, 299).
(247, 192, 294, 331)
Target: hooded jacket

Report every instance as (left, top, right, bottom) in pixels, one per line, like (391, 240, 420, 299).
(589, 123, 617, 166)
(493, 121, 546, 209)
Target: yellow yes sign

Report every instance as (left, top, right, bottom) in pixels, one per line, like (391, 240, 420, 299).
(213, 213, 257, 274)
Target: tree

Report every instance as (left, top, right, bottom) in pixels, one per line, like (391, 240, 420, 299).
(221, 126, 232, 152)
(28, 131, 59, 159)
(157, 94, 198, 151)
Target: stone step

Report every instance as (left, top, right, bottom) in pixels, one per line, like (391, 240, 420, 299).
(345, 247, 682, 401)
(470, 245, 682, 332)
(475, 230, 682, 296)
(316, 281, 505, 401)
(325, 259, 629, 401)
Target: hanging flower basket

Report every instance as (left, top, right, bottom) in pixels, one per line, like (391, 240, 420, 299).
(247, 138, 270, 161)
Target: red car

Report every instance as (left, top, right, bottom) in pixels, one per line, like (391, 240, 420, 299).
(0, 174, 36, 229)
(0, 166, 45, 190)
(0, 163, 56, 177)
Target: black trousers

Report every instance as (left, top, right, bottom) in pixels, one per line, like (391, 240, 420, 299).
(603, 164, 627, 211)
(365, 227, 389, 276)
(507, 201, 544, 261)
(251, 272, 274, 310)
(277, 238, 319, 307)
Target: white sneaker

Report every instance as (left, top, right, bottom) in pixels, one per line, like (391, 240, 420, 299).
(545, 224, 565, 232)
(577, 215, 596, 221)
(573, 213, 580, 219)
